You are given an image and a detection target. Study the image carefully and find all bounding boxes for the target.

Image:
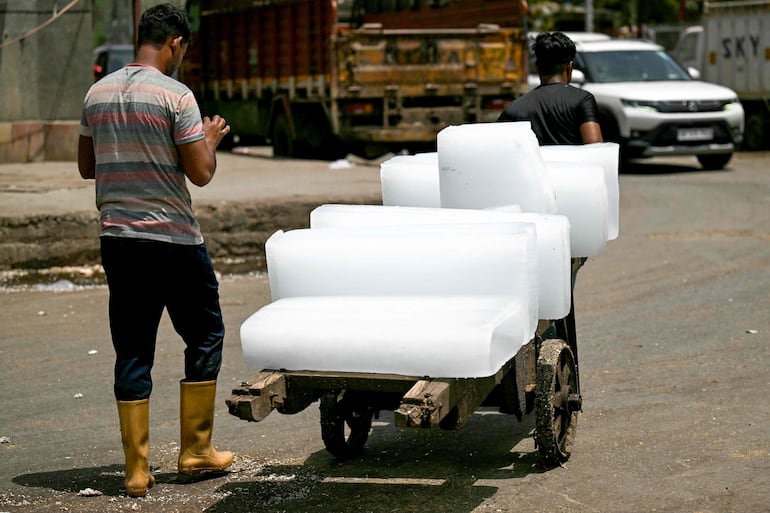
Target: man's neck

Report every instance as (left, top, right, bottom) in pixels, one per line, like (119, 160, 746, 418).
(133, 45, 167, 74)
(540, 73, 569, 85)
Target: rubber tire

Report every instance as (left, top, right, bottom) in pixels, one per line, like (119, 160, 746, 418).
(319, 392, 373, 460)
(697, 153, 732, 170)
(535, 339, 579, 468)
(743, 113, 766, 151)
(272, 115, 295, 158)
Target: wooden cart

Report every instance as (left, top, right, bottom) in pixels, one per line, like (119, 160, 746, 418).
(227, 313, 582, 467)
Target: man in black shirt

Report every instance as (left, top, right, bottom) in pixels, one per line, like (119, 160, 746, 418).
(498, 31, 603, 145)
(498, 32, 602, 366)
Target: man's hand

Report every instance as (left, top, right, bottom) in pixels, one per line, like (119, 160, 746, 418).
(203, 115, 231, 152)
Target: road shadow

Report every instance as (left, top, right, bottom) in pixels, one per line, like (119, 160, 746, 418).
(204, 409, 548, 513)
(12, 463, 228, 498)
(9, 410, 552, 512)
(12, 464, 126, 497)
(206, 477, 497, 513)
(620, 158, 724, 175)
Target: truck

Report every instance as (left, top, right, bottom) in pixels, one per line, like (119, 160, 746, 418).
(181, 0, 529, 158)
(675, 0, 770, 150)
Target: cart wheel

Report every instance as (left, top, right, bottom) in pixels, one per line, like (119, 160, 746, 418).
(319, 392, 374, 460)
(535, 339, 580, 467)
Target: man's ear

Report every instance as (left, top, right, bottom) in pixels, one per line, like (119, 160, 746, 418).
(170, 36, 184, 54)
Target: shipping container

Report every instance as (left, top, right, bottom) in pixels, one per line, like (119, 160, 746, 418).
(676, 0, 770, 149)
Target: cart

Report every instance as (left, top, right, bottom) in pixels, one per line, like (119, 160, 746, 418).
(227, 307, 582, 467)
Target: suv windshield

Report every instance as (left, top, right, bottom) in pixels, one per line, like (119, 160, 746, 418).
(576, 50, 691, 83)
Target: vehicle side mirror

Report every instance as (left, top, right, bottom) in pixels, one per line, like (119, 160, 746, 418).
(570, 69, 586, 85)
(687, 67, 701, 80)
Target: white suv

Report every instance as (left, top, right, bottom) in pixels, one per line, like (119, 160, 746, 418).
(571, 39, 744, 169)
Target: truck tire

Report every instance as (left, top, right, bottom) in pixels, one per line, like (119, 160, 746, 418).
(298, 112, 341, 160)
(272, 115, 295, 157)
(697, 153, 732, 170)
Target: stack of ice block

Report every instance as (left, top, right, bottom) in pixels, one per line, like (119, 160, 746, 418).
(239, 121, 620, 379)
(241, 222, 539, 378)
(310, 204, 571, 321)
(379, 122, 618, 256)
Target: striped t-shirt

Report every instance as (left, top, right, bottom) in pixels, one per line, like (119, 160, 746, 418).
(80, 64, 206, 245)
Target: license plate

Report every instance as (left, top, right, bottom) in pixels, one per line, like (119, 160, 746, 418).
(677, 127, 714, 141)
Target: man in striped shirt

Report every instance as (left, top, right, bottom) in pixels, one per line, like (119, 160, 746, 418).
(78, 3, 232, 497)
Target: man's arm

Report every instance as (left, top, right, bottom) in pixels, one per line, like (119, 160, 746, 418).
(77, 135, 96, 179)
(580, 121, 603, 144)
(178, 115, 230, 187)
(580, 92, 604, 144)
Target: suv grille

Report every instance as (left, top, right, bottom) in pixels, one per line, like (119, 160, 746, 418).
(655, 100, 726, 113)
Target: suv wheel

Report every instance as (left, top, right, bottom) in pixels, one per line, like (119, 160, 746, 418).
(743, 113, 767, 151)
(697, 153, 732, 170)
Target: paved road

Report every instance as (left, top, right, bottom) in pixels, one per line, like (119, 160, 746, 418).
(1, 152, 768, 513)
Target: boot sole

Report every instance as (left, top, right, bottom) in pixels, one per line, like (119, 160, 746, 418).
(178, 466, 230, 475)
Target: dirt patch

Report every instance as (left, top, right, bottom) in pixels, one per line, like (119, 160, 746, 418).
(0, 194, 380, 272)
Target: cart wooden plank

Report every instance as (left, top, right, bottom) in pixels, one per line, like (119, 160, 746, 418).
(394, 354, 519, 429)
(227, 369, 420, 422)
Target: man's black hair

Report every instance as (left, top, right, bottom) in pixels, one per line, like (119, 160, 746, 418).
(137, 3, 191, 47)
(534, 32, 576, 77)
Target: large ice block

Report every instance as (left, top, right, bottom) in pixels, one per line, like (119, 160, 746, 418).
(380, 153, 440, 207)
(437, 122, 557, 213)
(539, 142, 620, 239)
(266, 222, 535, 306)
(310, 204, 571, 319)
(240, 295, 530, 378)
(544, 161, 608, 257)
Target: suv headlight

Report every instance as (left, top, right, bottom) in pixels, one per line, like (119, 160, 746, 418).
(621, 99, 659, 112)
(722, 99, 741, 111)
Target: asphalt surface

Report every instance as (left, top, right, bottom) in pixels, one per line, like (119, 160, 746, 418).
(0, 150, 769, 513)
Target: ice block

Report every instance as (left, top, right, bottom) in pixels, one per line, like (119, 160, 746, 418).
(380, 152, 440, 207)
(539, 142, 620, 239)
(240, 295, 530, 378)
(437, 122, 557, 214)
(544, 161, 609, 257)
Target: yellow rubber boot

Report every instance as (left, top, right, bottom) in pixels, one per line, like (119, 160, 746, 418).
(177, 380, 234, 475)
(116, 399, 155, 497)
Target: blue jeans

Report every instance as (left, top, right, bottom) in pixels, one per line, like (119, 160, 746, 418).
(100, 237, 225, 401)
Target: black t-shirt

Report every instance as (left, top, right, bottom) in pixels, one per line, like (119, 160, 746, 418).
(497, 83, 600, 145)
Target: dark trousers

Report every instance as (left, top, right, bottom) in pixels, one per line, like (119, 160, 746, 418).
(100, 237, 225, 401)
